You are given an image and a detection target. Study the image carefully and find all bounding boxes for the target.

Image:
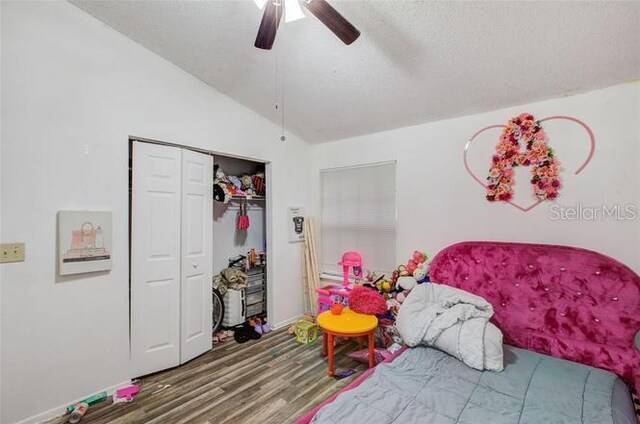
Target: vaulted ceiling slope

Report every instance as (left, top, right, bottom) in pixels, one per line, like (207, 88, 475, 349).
(72, 1, 640, 143)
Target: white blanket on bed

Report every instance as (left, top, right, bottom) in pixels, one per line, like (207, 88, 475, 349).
(396, 283, 504, 371)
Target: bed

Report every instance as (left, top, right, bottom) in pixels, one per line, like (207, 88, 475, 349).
(296, 241, 640, 424)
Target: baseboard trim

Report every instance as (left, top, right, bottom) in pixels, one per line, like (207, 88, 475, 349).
(272, 315, 301, 330)
(13, 379, 131, 424)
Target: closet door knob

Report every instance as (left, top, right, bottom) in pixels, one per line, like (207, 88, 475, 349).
(193, 264, 199, 269)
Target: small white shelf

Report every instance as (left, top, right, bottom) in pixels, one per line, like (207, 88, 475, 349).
(229, 195, 266, 201)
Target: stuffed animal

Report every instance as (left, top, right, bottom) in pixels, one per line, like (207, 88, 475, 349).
(412, 250, 428, 264)
(406, 251, 428, 274)
(391, 265, 410, 284)
(375, 279, 392, 293)
(413, 260, 430, 284)
(397, 276, 416, 291)
(213, 184, 226, 203)
(241, 175, 256, 196)
(213, 165, 232, 203)
(395, 290, 410, 303)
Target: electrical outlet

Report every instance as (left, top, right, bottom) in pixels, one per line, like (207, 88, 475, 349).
(0, 242, 25, 263)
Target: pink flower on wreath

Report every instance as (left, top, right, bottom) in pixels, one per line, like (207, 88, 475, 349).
(530, 142, 548, 157)
(486, 113, 560, 203)
(521, 119, 535, 130)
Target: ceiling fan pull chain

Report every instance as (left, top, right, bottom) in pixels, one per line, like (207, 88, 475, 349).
(274, 38, 286, 141)
(280, 40, 286, 141)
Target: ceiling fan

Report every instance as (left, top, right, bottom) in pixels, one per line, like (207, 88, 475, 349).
(254, 0, 360, 50)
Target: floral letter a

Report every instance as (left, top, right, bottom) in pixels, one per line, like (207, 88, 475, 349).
(486, 113, 561, 202)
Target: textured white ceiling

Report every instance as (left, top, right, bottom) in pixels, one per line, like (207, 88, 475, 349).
(72, 0, 640, 143)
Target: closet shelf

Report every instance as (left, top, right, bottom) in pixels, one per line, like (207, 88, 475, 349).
(229, 195, 266, 200)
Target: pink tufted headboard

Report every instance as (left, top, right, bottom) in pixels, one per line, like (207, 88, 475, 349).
(430, 241, 640, 388)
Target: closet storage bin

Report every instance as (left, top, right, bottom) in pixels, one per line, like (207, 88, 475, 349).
(247, 270, 265, 280)
(246, 284, 263, 295)
(245, 290, 264, 306)
(246, 301, 264, 317)
(246, 277, 264, 292)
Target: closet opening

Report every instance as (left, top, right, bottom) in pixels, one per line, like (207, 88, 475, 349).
(211, 154, 268, 340)
(128, 137, 272, 378)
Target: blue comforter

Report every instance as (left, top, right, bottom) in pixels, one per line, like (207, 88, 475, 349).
(311, 346, 636, 424)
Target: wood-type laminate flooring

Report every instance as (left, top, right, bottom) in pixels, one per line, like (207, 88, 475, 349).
(47, 328, 367, 424)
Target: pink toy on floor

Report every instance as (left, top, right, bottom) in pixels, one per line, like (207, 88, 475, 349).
(348, 286, 387, 315)
(116, 385, 139, 401)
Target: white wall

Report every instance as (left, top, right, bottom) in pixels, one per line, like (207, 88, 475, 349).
(0, 2, 310, 423)
(213, 200, 266, 275)
(311, 83, 640, 274)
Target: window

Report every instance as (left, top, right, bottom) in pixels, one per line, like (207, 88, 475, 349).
(320, 162, 397, 276)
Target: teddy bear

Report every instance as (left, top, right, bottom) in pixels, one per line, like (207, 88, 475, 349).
(413, 260, 430, 284)
(396, 275, 416, 291)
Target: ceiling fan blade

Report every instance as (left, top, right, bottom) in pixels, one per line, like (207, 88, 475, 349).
(254, 0, 283, 50)
(301, 0, 360, 45)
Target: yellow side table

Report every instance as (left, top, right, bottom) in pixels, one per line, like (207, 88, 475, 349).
(316, 308, 378, 376)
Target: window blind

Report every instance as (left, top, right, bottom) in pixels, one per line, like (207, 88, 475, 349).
(320, 162, 397, 276)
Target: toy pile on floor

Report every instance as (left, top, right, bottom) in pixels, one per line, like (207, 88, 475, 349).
(213, 164, 265, 203)
(296, 251, 431, 355)
(348, 250, 431, 349)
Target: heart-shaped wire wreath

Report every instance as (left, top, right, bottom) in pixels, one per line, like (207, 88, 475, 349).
(464, 115, 595, 212)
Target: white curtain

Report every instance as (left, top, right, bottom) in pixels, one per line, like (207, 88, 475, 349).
(320, 162, 397, 276)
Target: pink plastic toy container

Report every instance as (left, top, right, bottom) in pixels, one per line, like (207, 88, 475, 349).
(315, 284, 352, 315)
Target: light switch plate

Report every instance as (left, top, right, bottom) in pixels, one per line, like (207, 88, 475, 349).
(1, 242, 25, 263)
